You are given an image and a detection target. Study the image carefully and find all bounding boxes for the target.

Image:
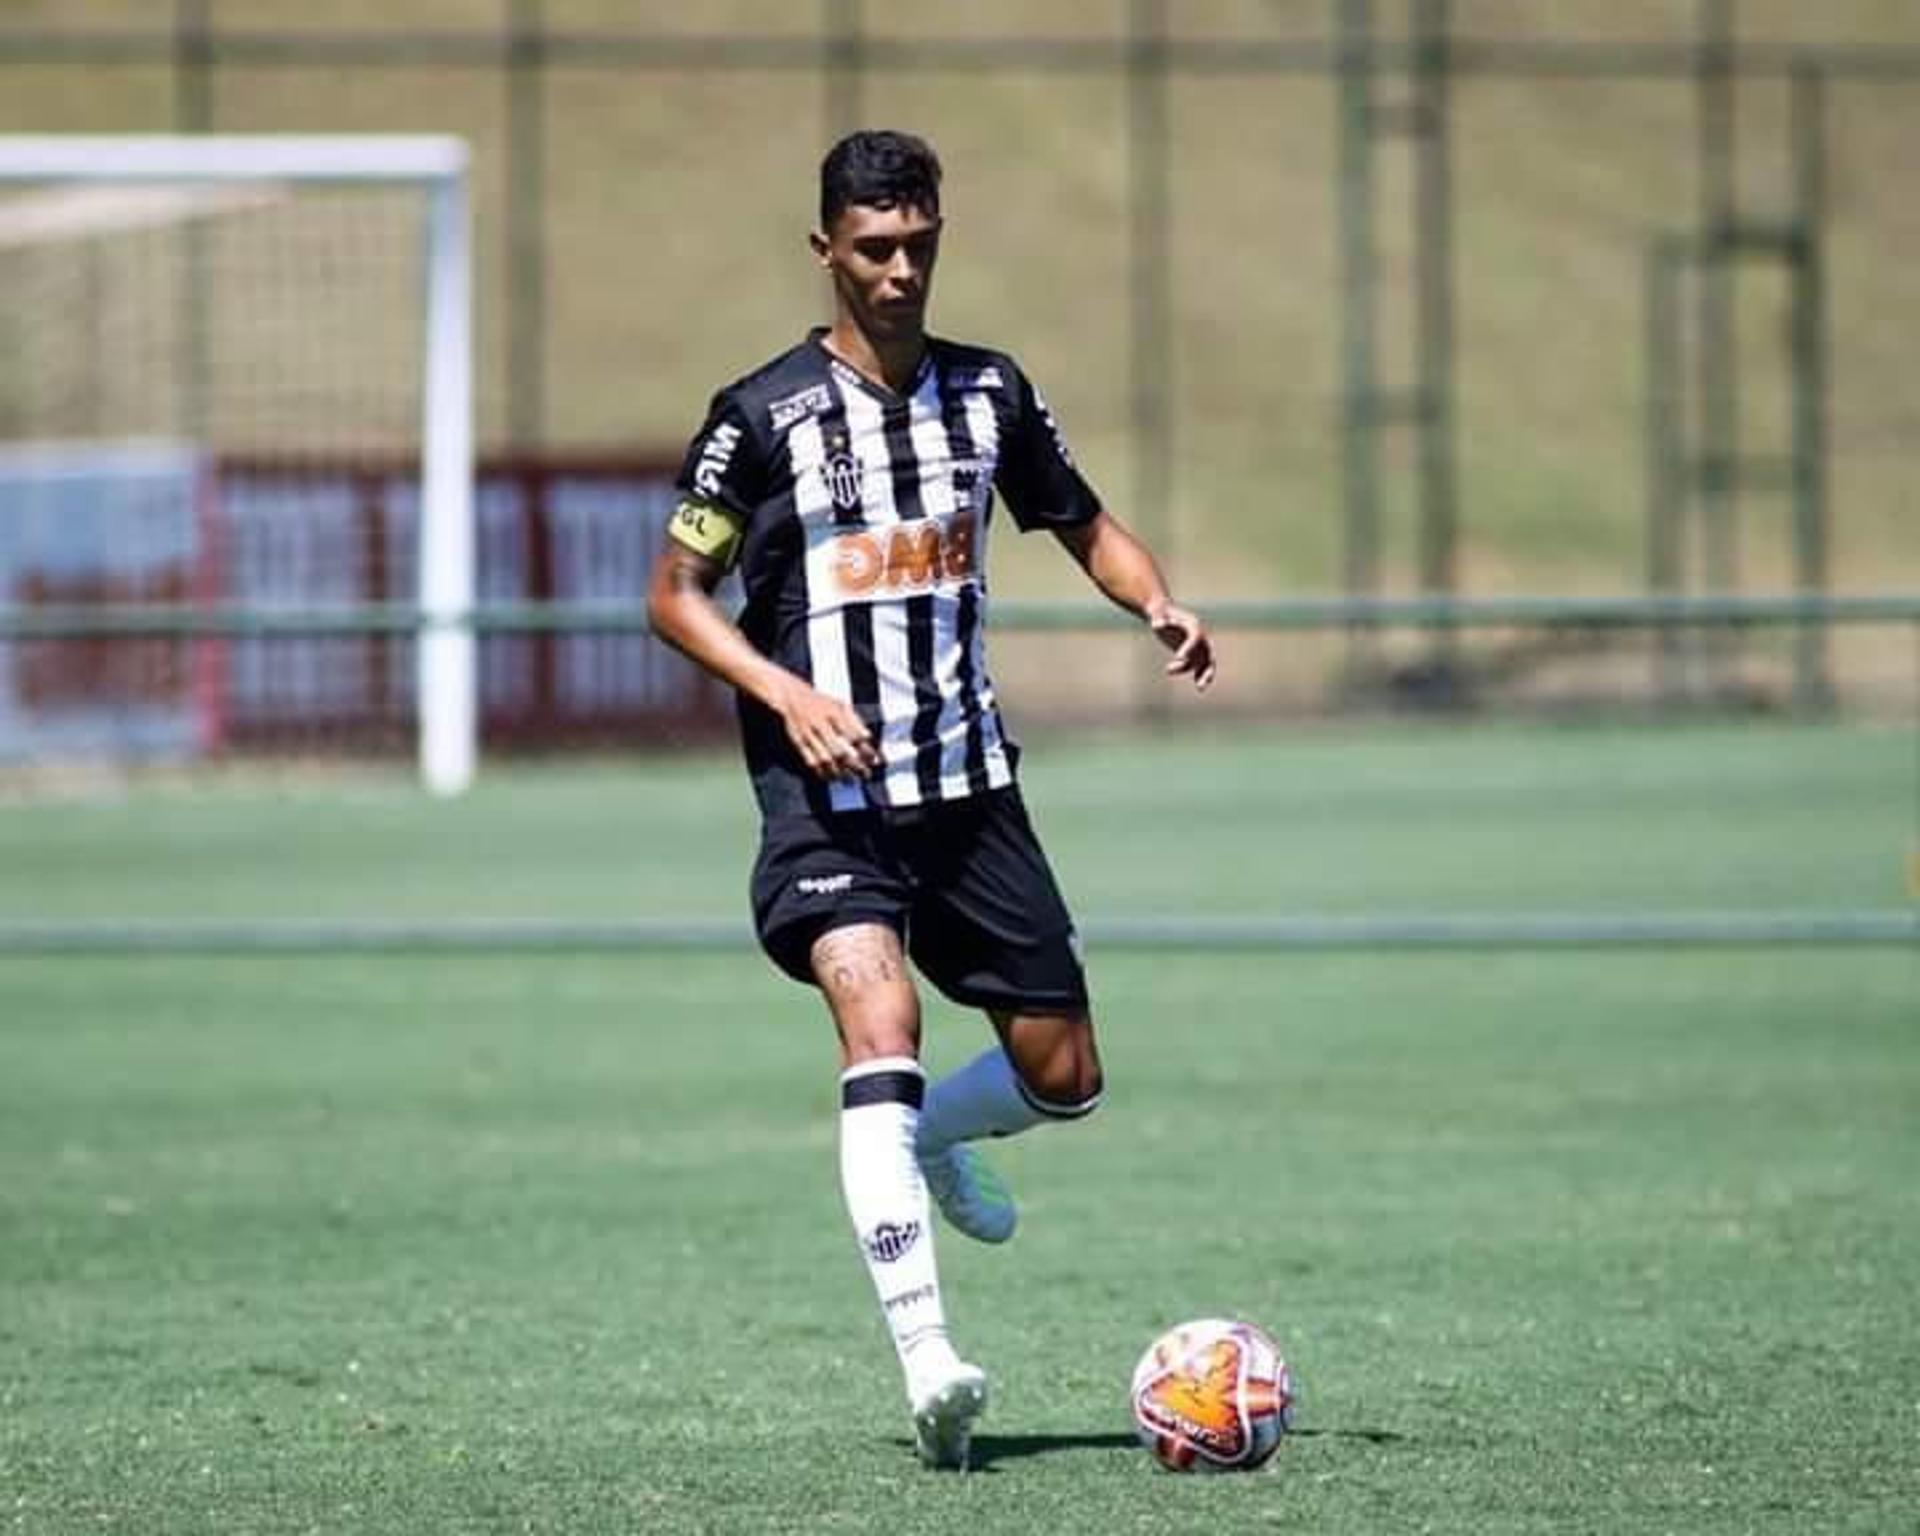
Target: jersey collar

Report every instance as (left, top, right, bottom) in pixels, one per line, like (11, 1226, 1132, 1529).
(809, 327, 934, 405)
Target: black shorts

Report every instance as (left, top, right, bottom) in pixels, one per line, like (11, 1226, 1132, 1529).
(750, 786, 1088, 1013)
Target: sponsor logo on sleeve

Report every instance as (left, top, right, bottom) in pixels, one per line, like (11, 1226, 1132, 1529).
(948, 365, 1004, 392)
(692, 421, 743, 499)
(1033, 387, 1076, 467)
(769, 383, 833, 433)
(796, 873, 855, 896)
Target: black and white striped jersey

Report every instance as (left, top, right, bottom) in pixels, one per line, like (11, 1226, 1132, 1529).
(670, 328, 1100, 820)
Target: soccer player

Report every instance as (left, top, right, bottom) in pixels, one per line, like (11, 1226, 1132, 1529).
(647, 129, 1216, 1469)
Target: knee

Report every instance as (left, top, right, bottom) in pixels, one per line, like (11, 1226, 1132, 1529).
(812, 924, 920, 1066)
(1014, 1032, 1104, 1120)
(1017, 1064, 1103, 1121)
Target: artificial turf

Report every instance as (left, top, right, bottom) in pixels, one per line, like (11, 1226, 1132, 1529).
(2, 722, 1914, 1532)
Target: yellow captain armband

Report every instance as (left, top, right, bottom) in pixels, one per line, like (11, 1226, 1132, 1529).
(667, 497, 745, 567)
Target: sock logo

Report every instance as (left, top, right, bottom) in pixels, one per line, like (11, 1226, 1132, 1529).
(863, 1220, 921, 1264)
(884, 1283, 937, 1314)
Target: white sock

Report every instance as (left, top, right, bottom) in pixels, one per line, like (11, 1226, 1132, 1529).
(918, 1045, 1102, 1155)
(839, 1057, 958, 1397)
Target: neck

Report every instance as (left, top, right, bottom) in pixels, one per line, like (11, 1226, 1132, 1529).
(824, 313, 925, 395)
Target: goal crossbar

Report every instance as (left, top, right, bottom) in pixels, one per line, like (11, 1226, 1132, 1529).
(0, 135, 469, 185)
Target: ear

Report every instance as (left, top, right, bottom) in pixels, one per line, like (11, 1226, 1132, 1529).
(808, 229, 832, 268)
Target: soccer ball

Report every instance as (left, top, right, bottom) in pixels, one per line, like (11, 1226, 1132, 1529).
(1130, 1317, 1293, 1472)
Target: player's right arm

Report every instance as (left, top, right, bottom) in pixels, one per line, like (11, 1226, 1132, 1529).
(655, 387, 878, 780)
(645, 538, 879, 781)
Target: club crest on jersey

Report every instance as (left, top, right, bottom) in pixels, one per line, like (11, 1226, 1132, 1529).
(823, 449, 865, 513)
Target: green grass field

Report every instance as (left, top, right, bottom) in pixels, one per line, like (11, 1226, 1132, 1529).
(2, 719, 1914, 924)
(2, 723, 1917, 1532)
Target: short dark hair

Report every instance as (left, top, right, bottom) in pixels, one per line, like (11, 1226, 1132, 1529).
(819, 130, 942, 231)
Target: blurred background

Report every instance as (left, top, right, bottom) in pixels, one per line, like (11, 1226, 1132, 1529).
(0, 1, 1914, 945)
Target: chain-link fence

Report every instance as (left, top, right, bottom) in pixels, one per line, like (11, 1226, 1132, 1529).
(3, 2, 1919, 729)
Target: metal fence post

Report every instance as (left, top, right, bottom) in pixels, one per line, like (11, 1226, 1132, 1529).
(1128, 0, 1173, 721)
(1413, 0, 1459, 685)
(1336, 0, 1379, 674)
(507, 0, 546, 448)
(1790, 65, 1832, 714)
(174, 0, 213, 448)
(824, 0, 864, 141)
(1695, 0, 1739, 686)
(1644, 237, 1686, 705)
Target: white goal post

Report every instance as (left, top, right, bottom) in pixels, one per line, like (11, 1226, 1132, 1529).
(0, 135, 476, 796)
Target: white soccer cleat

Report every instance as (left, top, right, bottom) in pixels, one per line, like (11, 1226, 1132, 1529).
(910, 1359, 989, 1471)
(918, 1142, 1017, 1244)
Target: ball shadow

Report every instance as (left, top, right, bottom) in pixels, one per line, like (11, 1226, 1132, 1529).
(887, 1424, 1407, 1472)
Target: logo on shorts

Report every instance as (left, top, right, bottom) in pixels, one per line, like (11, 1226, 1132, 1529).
(864, 1220, 921, 1264)
(797, 873, 855, 896)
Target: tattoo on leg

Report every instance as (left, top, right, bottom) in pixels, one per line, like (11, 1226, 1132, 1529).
(812, 927, 901, 994)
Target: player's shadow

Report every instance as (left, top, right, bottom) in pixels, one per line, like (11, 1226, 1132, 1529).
(1292, 1426, 1407, 1445)
(965, 1431, 1141, 1468)
(891, 1425, 1407, 1471)
(886, 1431, 1138, 1469)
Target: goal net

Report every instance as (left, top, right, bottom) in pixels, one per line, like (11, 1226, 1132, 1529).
(0, 137, 474, 792)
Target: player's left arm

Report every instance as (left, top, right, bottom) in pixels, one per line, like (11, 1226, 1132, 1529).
(994, 358, 1217, 692)
(1054, 510, 1217, 692)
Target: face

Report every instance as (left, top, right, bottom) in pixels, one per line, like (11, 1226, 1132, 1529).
(811, 201, 942, 341)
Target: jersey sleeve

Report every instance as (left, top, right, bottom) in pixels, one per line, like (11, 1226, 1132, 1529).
(669, 389, 767, 567)
(993, 360, 1102, 533)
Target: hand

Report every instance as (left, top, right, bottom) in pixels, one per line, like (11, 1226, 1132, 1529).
(777, 680, 882, 781)
(1146, 599, 1217, 692)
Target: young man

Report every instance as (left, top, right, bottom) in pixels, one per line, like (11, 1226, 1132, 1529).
(647, 130, 1215, 1469)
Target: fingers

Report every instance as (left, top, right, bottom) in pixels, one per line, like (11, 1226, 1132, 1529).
(793, 705, 880, 781)
(1163, 637, 1217, 691)
(837, 710, 881, 775)
(836, 727, 882, 778)
(1190, 642, 1218, 691)
(1154, 606, 1217, 693)
(812, 733, 875, 780)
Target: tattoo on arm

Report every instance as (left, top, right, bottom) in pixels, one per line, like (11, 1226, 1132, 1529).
(664, 546, 722, 595)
